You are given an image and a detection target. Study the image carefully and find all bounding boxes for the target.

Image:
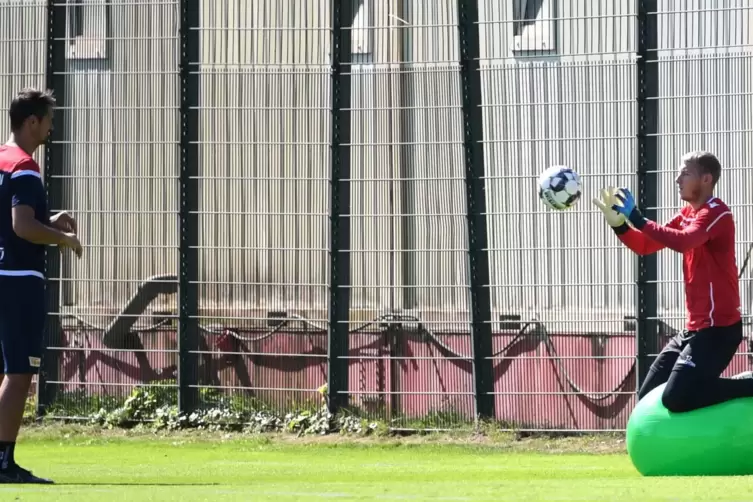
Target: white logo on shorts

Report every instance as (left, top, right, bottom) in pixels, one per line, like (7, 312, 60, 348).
(678, 355, 696, 368)
(28, 357, 40, 368)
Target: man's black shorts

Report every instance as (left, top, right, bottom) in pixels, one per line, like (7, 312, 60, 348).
(657, 321, 743, 378)
(0, 275, 46, 374)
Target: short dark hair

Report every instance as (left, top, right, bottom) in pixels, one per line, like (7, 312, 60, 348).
(682, 150, 722, 185)
(9, 88, 56, 131)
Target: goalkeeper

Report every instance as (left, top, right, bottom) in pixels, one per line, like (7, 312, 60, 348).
(593, 151, 753, 412)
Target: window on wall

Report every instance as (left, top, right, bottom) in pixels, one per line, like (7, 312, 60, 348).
(326, 0, 373, 63)
(512, 0, 557, 53)
(351, 0, 372, 56)
(67, 0, 109, 59)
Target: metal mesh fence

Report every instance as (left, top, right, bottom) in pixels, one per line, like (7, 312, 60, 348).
(481, 2, 639, 430)
(345, 0, 475, 429)
(195, 1, 332, 411)
(0, 0, 750, 431)
(46, 0, 181, 416)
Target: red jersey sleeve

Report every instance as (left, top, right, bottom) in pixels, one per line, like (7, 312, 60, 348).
(616, 213, 683, 256)
(8, 158, 42, 209)
(639, 204, 733, 253)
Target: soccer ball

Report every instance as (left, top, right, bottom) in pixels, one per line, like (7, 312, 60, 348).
(538, 165, 582, 211)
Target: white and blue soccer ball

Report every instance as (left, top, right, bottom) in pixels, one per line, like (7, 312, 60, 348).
(538, 165, 582, 211)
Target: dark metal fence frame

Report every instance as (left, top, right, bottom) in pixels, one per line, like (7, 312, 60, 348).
(635, 0, 659, 395)
(35, 0, 659, 421)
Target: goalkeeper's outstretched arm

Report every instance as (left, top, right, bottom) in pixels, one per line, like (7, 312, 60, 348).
(612, 221, 676, 256)
(592, 186, 681, 256)
(610, 187, 731, 254)
(629, 206, 731, 253)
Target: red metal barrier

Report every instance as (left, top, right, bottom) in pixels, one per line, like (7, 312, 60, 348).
(49, 328, 752, 430)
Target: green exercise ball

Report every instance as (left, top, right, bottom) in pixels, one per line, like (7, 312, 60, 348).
(626, 383, 753, 476)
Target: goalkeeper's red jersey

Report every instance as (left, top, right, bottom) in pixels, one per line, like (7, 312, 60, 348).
(617, 196, 740, 331)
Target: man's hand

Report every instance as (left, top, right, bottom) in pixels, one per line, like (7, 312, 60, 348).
(592, 186, 626, 227)
(50, 211, 77, 234)
(50, 212, 82, 257)
(60, 232, 83, 259)
(612, 187, 648, 229)
(611, 188, 636, 217)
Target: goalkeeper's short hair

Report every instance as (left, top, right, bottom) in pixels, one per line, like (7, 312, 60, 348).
(682, 150, 722, 185)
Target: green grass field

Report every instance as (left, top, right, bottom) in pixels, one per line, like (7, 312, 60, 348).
(4, 425, 753, 501)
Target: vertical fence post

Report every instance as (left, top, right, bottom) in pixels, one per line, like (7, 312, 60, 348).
(457, 0, 495, 420)
(636, 0, 659, 390)
(37, 0, 67, 418)
(178, 0, 200, 413)
(327, 0, 354, 414)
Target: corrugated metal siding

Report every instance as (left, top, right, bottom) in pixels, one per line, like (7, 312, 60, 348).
(0, 0, 47, 167)
(63, 0, 180, 322)
(479, 0, 636, 59)
(4, 1, 753, 329)
(197, 0, 332, 314)
(476, 0, 753, 335)
(483, 59, 638, 331)
(400, 0, 469, 314)
(401, 65, 468, 312)
(477, 1, 639, 335)
(63, 62, 114, 310)
(195, 0, 471, 315)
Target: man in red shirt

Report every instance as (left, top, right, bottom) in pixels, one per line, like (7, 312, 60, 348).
(593, 151, 753, 412)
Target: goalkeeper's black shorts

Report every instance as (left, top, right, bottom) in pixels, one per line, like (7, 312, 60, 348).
(638, 321, 749, 412)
